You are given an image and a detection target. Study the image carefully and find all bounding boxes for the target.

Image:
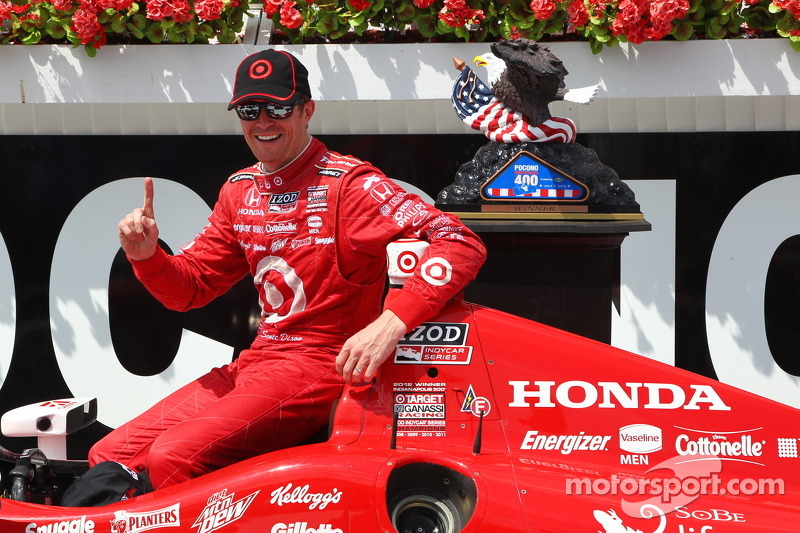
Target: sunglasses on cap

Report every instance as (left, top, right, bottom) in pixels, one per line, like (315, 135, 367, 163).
(234, 101, 296, 121)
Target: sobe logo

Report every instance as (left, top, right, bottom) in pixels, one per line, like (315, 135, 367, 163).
(508, 381, 731, 410)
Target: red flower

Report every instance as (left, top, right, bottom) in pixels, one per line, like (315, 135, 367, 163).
(145, 0, 171, 19)
(171, 0, 193, 22)
(567, 0, 589, 27)
(349, 0, 371, 9)
(0, 0, 14, 21)
(71, 7, 104, 44)
(439, 0, 484, 27)
(588, 0, 606, 17)
(11, 3, 29, 13)
(279, 0, 303, 28)
(195, 0, 223, 19)
(413, 0, 435, 7)
(53, 0, 73, 10)
(264, 0, 281, 16)
(611, 0, 688, 43)
(529, 0, 556, 21)
(98, 0, 134, 10)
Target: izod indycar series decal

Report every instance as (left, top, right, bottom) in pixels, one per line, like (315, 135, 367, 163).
(393, 323, 472, 365)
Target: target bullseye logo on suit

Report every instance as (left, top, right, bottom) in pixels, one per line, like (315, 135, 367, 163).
(421, 258, 452, 286)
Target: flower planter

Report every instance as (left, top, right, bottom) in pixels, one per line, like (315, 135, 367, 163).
(1, 39, 799, 135)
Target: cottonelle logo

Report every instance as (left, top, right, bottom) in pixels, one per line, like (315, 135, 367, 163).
(508, 381, 731, 410)
(675, 426, 765, 465)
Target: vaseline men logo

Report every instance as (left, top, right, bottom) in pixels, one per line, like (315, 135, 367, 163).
(619, 424, 662, 454)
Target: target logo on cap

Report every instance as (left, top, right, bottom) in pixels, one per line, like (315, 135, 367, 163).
(249, 59, 273, 79)
(421, 257, 452, 286)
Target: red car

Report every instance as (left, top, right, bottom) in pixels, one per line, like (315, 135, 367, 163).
(0, 295, 798, 532)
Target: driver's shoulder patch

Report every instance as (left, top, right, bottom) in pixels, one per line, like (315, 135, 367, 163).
(315, 152, 365, 179)
(229, 172, 256, 183)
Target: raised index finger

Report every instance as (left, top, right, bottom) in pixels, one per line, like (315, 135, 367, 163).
(142, 177, 155, 218)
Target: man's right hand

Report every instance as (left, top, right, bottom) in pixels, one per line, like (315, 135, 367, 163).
(118, 177, 160, 261)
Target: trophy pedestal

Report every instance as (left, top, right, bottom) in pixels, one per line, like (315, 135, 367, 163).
(462, 218, 651, 344)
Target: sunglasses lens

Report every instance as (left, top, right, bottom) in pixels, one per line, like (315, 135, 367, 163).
(236, 104, 262, 121)
(235, 102, 296, 120)
(265, 104, 294, 119)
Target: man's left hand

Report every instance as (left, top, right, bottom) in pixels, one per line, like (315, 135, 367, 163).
(335, 310, 407, 384)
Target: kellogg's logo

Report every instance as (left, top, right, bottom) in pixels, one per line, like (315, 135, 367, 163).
(270, 483, 342, 510)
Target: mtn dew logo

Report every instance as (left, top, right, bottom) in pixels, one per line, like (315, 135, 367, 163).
(192, 489, 259, 533)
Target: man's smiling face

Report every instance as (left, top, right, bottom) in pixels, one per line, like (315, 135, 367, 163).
(240, 99, 315, 172)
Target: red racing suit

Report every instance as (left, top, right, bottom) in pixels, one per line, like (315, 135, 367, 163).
(89, 137, 486, 488)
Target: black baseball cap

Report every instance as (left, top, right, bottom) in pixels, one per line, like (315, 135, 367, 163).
(228, 49, 312, 110)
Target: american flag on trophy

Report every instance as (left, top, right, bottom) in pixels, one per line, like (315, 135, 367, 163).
(450, 66, 577, 144)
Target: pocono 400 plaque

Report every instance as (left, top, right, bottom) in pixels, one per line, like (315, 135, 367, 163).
(480, 151, 589, 210)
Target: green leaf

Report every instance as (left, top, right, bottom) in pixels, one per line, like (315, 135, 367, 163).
(45, 18, 67, 39)
(329, 24, 350, 39)
(775, 13, 796, 36)
(21, 30, 42, 44)
(146, 23, 165, 43)
(454, 25, 469, 41)
(85, 44, 97, 58)
(672, 20, 694, 40)
(589, 38, 604, 54)
(416, 14, 437, 37)
(127, 24, 144, 39)
(691, 5, 705, 21)
(110, 14, 126, 33)
(395, 1, 415, 22)
(593, 29, 611, 42)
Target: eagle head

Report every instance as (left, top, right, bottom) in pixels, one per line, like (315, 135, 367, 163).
(473, 53, 506, 88)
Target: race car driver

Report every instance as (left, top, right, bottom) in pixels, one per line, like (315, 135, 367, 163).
(88, 49, 487, 490)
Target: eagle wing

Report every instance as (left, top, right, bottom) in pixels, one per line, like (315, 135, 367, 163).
(489, 40, 569, 125)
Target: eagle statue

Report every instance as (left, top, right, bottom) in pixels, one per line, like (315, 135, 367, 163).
(452, 39, 598, 144)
